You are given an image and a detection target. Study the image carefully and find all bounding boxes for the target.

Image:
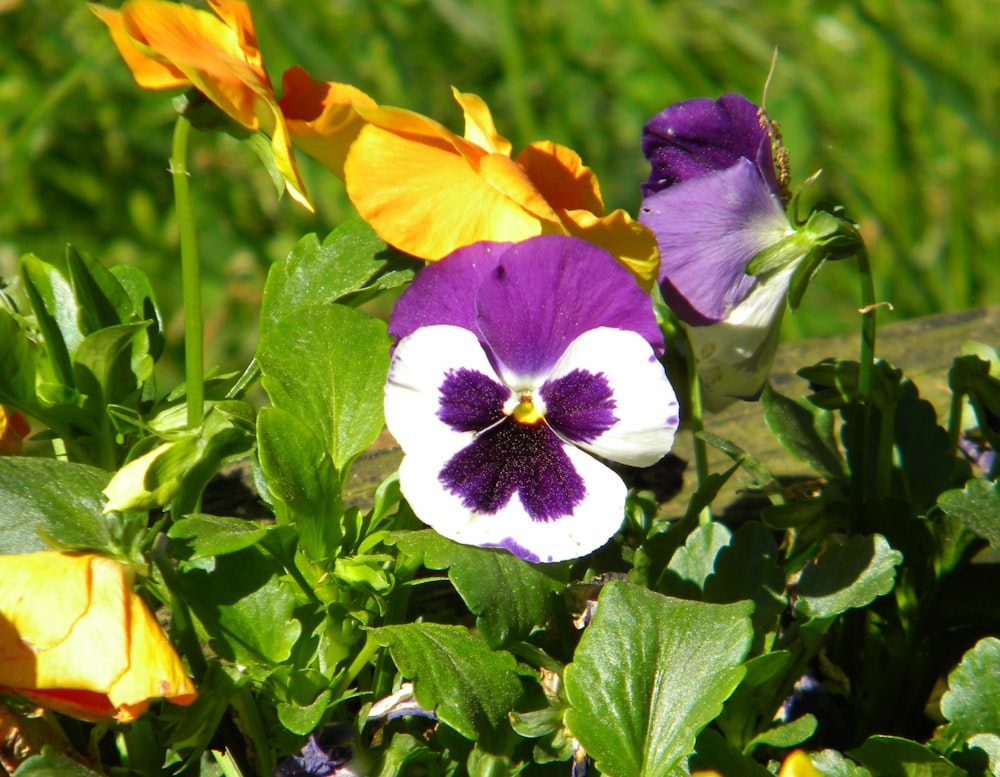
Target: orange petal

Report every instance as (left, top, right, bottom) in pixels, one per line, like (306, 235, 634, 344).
(563, 208, 660, 292)
(115, 0, 270, 129)
(0, 407, 29, 456)
(344, 123, 560, 260)
(281, 66, 376, 179)
(452, 88, 512, 156)
(90, 4, 190, 90)
(516, 140, 605, 216)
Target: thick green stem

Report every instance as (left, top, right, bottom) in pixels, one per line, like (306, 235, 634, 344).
(170, 115, 204, 429)
(851, 246, 879, 525)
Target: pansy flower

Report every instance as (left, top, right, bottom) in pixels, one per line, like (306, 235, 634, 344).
(91, 0, 315, 210)
(639, 94, 813, 410)
(279, 75, 660, 290)
(384, 235, 678, 563)
(0, 552, 197, 723)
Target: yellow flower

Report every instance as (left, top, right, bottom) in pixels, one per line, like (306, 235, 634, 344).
(0, 407, 29, 456)
(0, 552, 197, 723)
(91, 0, 312, 211)
(280, 74, 660, 290)
(777, 750, 822, 777)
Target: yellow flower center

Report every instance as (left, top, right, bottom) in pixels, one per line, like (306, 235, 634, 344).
(512, 393, 544, 425)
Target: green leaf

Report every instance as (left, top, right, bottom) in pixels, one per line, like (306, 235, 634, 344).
(794, 534, 902, 620)
(372, 623, 523, 750)
(563, 581, 753, 777)
(258, 303, 389, 472)
(849, 735, 965, 777)
(260, 220, 415, 334)
(762, 383, 844, 479)
(13, 746, 104, 777)
(688, 729, 774, 777)
(257, 406, 343, 562)
(745, 713, 817, 751)
(392, 530, 567, 648)
(658, 521, 731, 599)
(893, 379, 955, 511)
(940, 637, 1000, 743)
(705, 521, 788, 652)
(19, 253, 79, 387)
(0, 309, 40, 409)
(938, 478, 1000, 549)
(179, 546, 302, 666)
(64, 245, 135, 333)
(0, 458, 110, 553)
(811, 749, 873, 777)
(167, 513, 270, 559)
(277, 689, 332, 736)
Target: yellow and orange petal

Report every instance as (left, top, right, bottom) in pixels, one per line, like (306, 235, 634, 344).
(0, 552, 196, 723)
(777, 750, 823, 777)
(0, 407, 29, 456)
(91, 0, 312, 210)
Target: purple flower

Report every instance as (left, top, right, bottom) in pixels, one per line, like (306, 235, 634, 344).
(638, 94, 810, 411)
(384, 235, 679, 563)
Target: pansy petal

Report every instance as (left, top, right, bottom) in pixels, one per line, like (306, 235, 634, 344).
(515, 141, 604, 216)
(454, 88, 512, 156)
(344, 123, 554, 261)
(399, 434, 627, 563)
(91, 4, 190, 89)
(684, 263, 796, 411)
(562, 207, 660, 292)
(384, 325, 509, 456)
(387, 242, 513, 343)
(544, 328, 678, 467)
(475, 235, 663, 383)
(639, 157, 791, 324)
(642, 93, 776, 196)
(281, 66, 376, 178)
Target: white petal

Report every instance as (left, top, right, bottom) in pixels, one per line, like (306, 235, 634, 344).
(398, 440, 627, 563)
(546, 327, 679, 467)
(383, 325, 504, 457)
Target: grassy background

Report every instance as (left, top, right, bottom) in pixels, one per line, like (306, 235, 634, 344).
(2, 0, 997, 381)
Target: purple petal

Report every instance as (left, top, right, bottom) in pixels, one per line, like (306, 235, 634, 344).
(641, 93, 778, 198)
(474, 235, 663, 381)
(387, 241, 513, 342)
(639, 157, 790, 325)
(542, 369, 617, 445)
(439, 419, 586, 522)
(438, 368, 509, 432)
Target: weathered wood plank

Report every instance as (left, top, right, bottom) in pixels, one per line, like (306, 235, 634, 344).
(343, 307, 1000, 513)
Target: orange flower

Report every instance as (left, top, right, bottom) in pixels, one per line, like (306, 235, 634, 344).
(0, 407, 29, 456)
(91, 0, 312, 211)
(0, 552, 197, 723)
(280, 75, 660, 290)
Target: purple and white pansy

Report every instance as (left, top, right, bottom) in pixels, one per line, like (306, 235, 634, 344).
(639, 93, 810, 411)
(384, 235, 679, 563)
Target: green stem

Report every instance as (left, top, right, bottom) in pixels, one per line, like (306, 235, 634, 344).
(685, 339, 712, 523)
(332, 632, 379, 701)
(171, 115, 204, 429)
(153, 555, 207, 679)
(851, 245, 878, 526)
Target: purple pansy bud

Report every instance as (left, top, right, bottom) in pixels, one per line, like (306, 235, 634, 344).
(638, 93, 847, 411)
(272, 725, 368, 777)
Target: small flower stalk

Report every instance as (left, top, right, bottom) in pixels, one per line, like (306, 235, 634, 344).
(639, 94, 863, 411)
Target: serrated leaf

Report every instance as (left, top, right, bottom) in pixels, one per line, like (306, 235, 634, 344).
(940, 637, 1000, 743)
(563, 581, 752, 777)
(372, 623, 523, 750)
(849, 735, 965, 777)
(658, 521, 731, 599)
(762, 383, 844, 479)
(0, 458, 110, 553)
(938, 479, 1000, 549)
(392, 530, 566, 648)
(179, 546, 301, 666)
(167, 513, 270, 559)
(794, 534, 902, 620)
(258, 304, 389, 472)
(893, 380, 955, 511)
(261, 220, 415, 334)
(705, 521, 788, 652)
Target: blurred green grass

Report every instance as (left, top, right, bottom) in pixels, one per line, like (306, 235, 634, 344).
(2, 0, 997, 384)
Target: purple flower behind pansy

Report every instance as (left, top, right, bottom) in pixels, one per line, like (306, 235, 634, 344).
(639, 93, 812, 411)
(384, 235, 679, 563)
